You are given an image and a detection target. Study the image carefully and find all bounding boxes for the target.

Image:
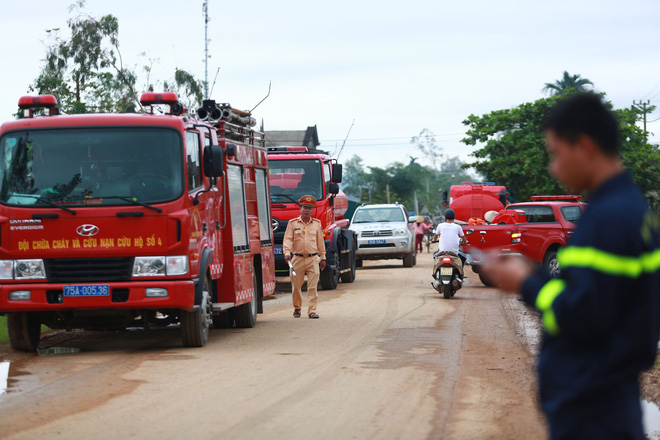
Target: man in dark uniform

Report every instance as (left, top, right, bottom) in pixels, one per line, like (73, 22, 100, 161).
(484, 93, 660, 440)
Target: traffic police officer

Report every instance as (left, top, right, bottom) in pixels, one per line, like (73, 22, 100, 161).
(283, 195, 326, 319)
(484, 94, 660, 440)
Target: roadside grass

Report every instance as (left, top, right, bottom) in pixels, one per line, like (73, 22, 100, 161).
(0, 315, 53, 344)
(0, 316, 7, 343)
(642, 352, 660, 406)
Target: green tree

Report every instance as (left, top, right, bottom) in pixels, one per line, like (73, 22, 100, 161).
(26, 2, 205, 116)
(543, 71, 594, 96)
(163, 68, 204, 111)
(461, 92, 660, 201)
(341, 155, 369, 198)
(411, 128, 443, 170)
(344, 154, 472, 214)
(29, 1, 139, 114)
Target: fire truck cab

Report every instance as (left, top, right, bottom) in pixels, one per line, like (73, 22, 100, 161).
(0, 93, 276, 350)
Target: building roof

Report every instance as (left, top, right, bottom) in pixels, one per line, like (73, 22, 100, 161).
(265, 126, 321, 151)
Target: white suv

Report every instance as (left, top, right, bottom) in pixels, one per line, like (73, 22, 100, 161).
(349, 203, 416, 267)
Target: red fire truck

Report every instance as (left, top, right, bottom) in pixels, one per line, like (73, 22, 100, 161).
(0, 93, 276, 350)
(448, 182, 508, 222)
(266, 147, 357, 289)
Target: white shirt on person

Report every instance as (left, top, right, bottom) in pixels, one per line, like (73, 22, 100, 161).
(434, 222, 464, 255)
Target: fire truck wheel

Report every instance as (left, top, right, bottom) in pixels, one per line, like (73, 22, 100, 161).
(403, 253, 415, 267)
(212, 310, 234, 329)
(320, 264, 339, 290)
(235, 271, 258, 328)
(181, 274, 212, 347)
(7, 312, 41, 351)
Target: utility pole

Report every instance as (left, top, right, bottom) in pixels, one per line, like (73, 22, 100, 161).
(203, 1, 209, 99)
(414, 191, 419, 214)
(386, 184, 390, 204)
(633, 99, 651, 143)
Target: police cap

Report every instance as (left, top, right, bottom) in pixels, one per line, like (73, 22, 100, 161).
(298, 195, 317, 207)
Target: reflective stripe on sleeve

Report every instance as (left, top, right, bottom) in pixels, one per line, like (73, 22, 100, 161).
(558, 247, 660, 278)
(535, 279, 565, 336)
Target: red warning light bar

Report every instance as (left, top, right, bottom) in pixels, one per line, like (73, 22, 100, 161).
(267, 146, 309, 154)
(530, 195, 583, 202)
(18, 95, 58, 109)
(139, 92, 179, 106)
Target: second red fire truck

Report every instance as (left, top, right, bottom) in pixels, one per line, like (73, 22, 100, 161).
(0, 93, 276, 350)
(267, 147, 357, 289)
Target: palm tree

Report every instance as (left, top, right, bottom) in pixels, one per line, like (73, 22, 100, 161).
(543, 71, 594, 96)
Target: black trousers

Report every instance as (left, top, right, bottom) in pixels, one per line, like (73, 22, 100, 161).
(545, 383, 644, 440)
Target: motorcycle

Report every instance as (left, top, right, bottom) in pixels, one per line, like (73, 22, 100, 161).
(432, 250, 465, 299)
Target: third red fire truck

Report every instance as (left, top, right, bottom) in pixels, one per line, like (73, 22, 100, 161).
(448, 181, 508, 222)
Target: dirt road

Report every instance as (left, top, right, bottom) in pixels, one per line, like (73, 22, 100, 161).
(0, 252, 546, 439)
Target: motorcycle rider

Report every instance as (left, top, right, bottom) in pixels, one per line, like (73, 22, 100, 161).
(433, 209, 467, 271)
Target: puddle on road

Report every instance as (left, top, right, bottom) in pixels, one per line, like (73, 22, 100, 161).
(0, 361, 9, 395)
(644, 399, 660, 440)
(37, 347, 81, 356)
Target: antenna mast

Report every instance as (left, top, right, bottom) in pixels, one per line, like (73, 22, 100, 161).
(203, 1, 209, 99)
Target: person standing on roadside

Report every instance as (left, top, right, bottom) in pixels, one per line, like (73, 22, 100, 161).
(483, 93, 660, 440)
(283, 195, 326, 319)
(413, 216, 432, 253)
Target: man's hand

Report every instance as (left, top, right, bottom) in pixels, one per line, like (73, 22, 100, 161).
(481, 254, 536, 293)
(284, 254, 291, 263)
(319, 260, 326, 271)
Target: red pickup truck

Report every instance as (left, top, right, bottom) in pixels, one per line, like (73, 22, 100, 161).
(462, 196, 585, 286)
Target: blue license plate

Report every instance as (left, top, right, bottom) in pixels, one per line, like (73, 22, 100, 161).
(274, 248, 283, 255)
(64, 284, 110, 297)
(368, 239, 386, 245)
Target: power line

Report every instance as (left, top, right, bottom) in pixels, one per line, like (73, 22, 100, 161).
(322, 133, 465, 142)
(643, 80, 660, 99)
(649, 88, 660, 101)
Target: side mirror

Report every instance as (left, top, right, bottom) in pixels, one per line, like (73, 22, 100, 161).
(203, 144, 224, 178)
(332, 163, 343, 183)
(408, 216, 417, 223)
(328, 182, 340, 195)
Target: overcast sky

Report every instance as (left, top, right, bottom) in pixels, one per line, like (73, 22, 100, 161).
(1, 0, 659, 169)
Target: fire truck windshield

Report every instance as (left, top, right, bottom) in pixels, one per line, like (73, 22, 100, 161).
(0, 127, 184, 207)
(268, 159, 323, 203)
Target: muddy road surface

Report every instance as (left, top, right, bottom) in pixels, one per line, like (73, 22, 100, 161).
(0, 252, 546, 439)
